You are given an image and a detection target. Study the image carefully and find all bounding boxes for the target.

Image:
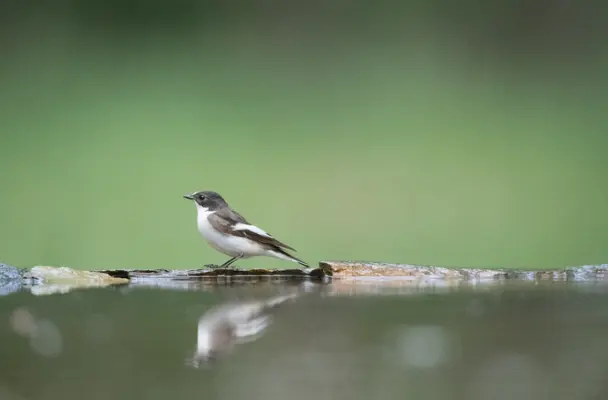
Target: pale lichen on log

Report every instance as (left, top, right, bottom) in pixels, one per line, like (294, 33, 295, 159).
(22, 266, 129, 295)
(320, 260, 608, 281)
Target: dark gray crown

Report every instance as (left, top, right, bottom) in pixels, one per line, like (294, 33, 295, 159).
(183, 190, 227, 209)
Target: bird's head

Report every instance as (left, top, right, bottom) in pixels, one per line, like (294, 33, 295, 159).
(183, 191, 227, 210)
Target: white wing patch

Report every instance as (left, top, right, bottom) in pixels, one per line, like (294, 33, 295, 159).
(232, 223, 272, 237)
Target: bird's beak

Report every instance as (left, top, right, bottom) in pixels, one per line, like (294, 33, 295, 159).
(183, 194, 194, 200)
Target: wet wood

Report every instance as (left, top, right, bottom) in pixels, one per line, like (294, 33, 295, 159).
(320, 260, 608, 281)
(95, 261, 608, 282)
(2, 261, 608, 297)
(98, 264, 332, 281)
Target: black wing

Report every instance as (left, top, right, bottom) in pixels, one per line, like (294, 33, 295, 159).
(208, 211, 297, 252)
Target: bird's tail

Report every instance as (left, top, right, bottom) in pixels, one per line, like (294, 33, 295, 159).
(272, 247, 312, 268)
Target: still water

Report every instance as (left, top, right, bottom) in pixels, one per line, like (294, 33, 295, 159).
(1, 279, 608, 400)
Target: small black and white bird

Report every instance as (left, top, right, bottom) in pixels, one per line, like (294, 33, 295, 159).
(184, 191, 311, 269)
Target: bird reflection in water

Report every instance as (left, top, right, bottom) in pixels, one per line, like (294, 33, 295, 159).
(186, 292, 299, 368)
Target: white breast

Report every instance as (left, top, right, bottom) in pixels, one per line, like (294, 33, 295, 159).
(195, 205, 267, 258)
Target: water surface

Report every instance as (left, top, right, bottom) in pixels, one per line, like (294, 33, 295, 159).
(2, 280, 608, 400)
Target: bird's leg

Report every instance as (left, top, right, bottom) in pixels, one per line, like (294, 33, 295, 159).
(215, 257, 236, 269)
(219, 254, 242, 269)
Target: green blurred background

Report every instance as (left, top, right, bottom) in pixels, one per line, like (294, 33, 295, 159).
(1, 0, 607, 271)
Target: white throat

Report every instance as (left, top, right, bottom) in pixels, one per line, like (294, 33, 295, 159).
(195, 204, 216, 235)
(195, 203, 214, 217)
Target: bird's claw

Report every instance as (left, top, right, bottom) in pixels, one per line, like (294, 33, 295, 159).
(204, 263, 220, 269)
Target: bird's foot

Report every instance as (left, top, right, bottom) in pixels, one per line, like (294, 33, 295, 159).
(203, 263, 239, 270)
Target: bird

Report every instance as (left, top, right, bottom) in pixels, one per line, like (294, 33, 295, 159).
(183, 190, 311, 269)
